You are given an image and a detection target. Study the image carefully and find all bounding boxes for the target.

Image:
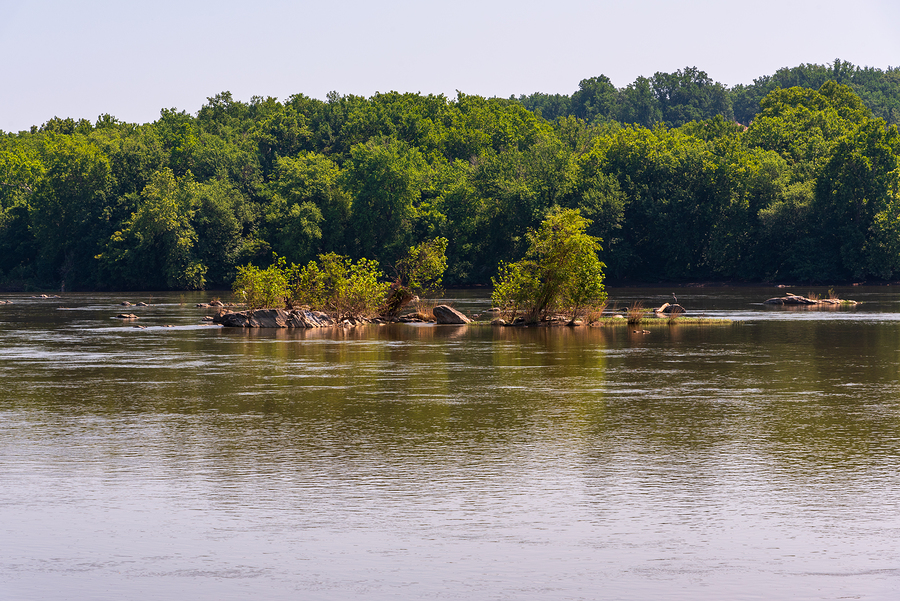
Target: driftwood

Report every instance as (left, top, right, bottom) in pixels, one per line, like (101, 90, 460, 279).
(763, 294, 857, 306)
(654, 302, 686, 315)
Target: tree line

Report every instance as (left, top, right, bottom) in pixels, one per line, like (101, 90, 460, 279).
(1, 59, 899, 291)
(517, 59, 900, 128)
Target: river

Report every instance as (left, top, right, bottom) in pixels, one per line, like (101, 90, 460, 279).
(1, 287, 899, 600)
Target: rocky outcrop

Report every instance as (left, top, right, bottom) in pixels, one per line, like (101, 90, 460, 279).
(213, 308, 336, 328)
(432, 305, 470, 324)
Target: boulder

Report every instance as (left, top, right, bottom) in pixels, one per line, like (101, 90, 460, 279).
(432, 305, 470, 324)
(491, 318, 506, 326)
(115, 313, 138, 319)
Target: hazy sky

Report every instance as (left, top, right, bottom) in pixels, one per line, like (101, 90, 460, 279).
(1, 0, 899, 132)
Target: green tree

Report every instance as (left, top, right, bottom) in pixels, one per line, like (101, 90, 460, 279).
(233, 256, 289, 310)
(266, 151, 350, 263)
(492, 208, 607, 323)
(98, 168, 206, 289)
(193, 178, 252, 287)
(570, 75, 620, 123)
(814, 119, 900, 279)
(619, 76, 663, 127)
(30, 135, 114, 289)
(382, 237, 448, 316)
(0, 144, 43, 280)
(651, 67, 734, 127)
(343, 136, 428, 261)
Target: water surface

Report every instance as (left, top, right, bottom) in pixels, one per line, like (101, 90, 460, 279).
(1, 288, 899, 600)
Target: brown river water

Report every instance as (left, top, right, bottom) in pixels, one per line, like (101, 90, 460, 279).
(1, 287, 899, 600)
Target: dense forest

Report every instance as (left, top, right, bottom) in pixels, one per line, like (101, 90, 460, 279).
(2, 59, 900, 291)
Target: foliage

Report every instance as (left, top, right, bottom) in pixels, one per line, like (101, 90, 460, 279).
(491, 208, 607, 323)
(97, 168, 207, 290)
(5, 61, 900, 292)
(233, 252, 389, 319)
(382, 237, 449, 317)
(291, 253, 389, 319)
(232, 257, 289, 310)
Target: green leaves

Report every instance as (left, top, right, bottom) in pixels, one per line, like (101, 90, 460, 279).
(97, 168, 207, 290)
(5, 69, 900, 292)
(492, 208, 607, 323)
(343, 136, 428, 262)
(237, 253, 390, 319)
(233, 257, 289, 311)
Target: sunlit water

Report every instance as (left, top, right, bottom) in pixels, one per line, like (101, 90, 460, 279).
(1, 287, 899, 600)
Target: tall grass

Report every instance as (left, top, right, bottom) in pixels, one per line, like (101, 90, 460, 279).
(409, 299, 437, 321)
(626, 301, 646, 325)
(582, 302, 607, 325)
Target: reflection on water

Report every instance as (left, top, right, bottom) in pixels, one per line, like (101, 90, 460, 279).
(1, 289, 900, 600)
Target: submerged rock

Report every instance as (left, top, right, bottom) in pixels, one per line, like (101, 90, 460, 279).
(213, 308, 337, 328)
(115, 313, 139, 319)
(433, 305, 470, 324)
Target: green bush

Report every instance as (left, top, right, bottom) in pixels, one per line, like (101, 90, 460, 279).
(232, 257, 289, 310)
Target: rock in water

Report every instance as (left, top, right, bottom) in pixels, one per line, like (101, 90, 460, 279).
(432, 305, 470, 324)
(213, 308, 337, 328)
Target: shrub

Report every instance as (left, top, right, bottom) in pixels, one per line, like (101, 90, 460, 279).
(233, 257, 289, 310)
(285, 252, 389, 319)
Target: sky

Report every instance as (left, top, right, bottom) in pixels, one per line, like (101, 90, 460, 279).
(1, 0, 899, 132)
